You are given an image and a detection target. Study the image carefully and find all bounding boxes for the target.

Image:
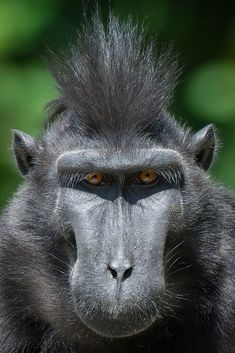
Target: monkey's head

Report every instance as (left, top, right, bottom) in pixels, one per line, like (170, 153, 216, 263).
(11, 14, 218, 340)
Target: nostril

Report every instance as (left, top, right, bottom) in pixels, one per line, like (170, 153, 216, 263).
(123, 266, 133, 280)
(108, 265, 118, 279)
(107, 263, 133, 281)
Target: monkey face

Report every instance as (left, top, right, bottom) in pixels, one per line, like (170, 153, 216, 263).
(54, 147, 185, 337)
(11, 120, 216, 342)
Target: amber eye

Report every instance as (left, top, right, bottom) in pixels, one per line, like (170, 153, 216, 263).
(137, 170, 158, 185)
(86, 172, 104, 186)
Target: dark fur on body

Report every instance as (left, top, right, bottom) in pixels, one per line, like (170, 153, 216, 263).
(0, 13, 234, 353)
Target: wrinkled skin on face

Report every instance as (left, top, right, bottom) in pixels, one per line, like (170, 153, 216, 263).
(54, 147, 184, 337)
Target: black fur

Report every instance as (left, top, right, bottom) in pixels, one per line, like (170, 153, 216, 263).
(0, 12, 234, 353)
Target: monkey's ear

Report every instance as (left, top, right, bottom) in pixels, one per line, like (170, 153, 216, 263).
(192, 124, 217, 171)
(12, 130, 36, 176)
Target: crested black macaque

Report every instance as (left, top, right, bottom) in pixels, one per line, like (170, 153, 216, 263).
(0, 12, 234, 353)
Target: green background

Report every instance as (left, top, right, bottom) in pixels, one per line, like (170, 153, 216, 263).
(0, 0, 235, 209)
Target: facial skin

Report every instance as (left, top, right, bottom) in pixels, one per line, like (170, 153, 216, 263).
(55, 147, 184, 337)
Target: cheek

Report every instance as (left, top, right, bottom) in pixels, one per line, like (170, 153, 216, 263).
(58, 188, 106, 223)
(166, 191, 184, 232)
(140, 190, 183, 229)
(134, 191, 184, 266)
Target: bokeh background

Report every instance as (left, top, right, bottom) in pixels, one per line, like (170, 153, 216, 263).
(0, 0, 235, 209)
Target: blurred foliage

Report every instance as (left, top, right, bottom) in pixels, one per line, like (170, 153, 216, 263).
(0, 0, 235, 209)
(185, 62, 235, 122)
(0, 1, 57, 56)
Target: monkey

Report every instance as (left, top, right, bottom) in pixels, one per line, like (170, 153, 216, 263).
(0, 11, 234, 353)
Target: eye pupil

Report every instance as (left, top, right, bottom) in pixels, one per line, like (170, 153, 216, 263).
(86, 172, 104, 186)
(138, 170, 158, 184)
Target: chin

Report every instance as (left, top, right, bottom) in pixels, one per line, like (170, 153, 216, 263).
(74, 301, 160, 338)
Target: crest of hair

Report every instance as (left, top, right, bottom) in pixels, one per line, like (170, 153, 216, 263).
(47, 11, 181, 138)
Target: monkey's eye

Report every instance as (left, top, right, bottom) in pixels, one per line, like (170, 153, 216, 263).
(85, 172, 105, 186)
(136, 170, 159, 185)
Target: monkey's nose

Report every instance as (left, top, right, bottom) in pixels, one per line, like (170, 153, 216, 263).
(107, 262, 133, 281)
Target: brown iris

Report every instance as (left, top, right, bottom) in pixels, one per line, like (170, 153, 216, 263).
(138, 170, 158, 184)
(86, 172, 104, 186)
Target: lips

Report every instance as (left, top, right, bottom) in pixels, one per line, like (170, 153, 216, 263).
(74, 301, 157, 337)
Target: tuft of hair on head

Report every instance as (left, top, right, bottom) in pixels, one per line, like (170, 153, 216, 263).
(46, 10, 181, 139)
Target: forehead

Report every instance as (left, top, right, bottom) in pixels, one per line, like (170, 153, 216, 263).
(44, 117, 185, 170)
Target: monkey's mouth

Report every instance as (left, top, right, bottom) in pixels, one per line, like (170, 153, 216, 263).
(73, 298, 159, 337)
